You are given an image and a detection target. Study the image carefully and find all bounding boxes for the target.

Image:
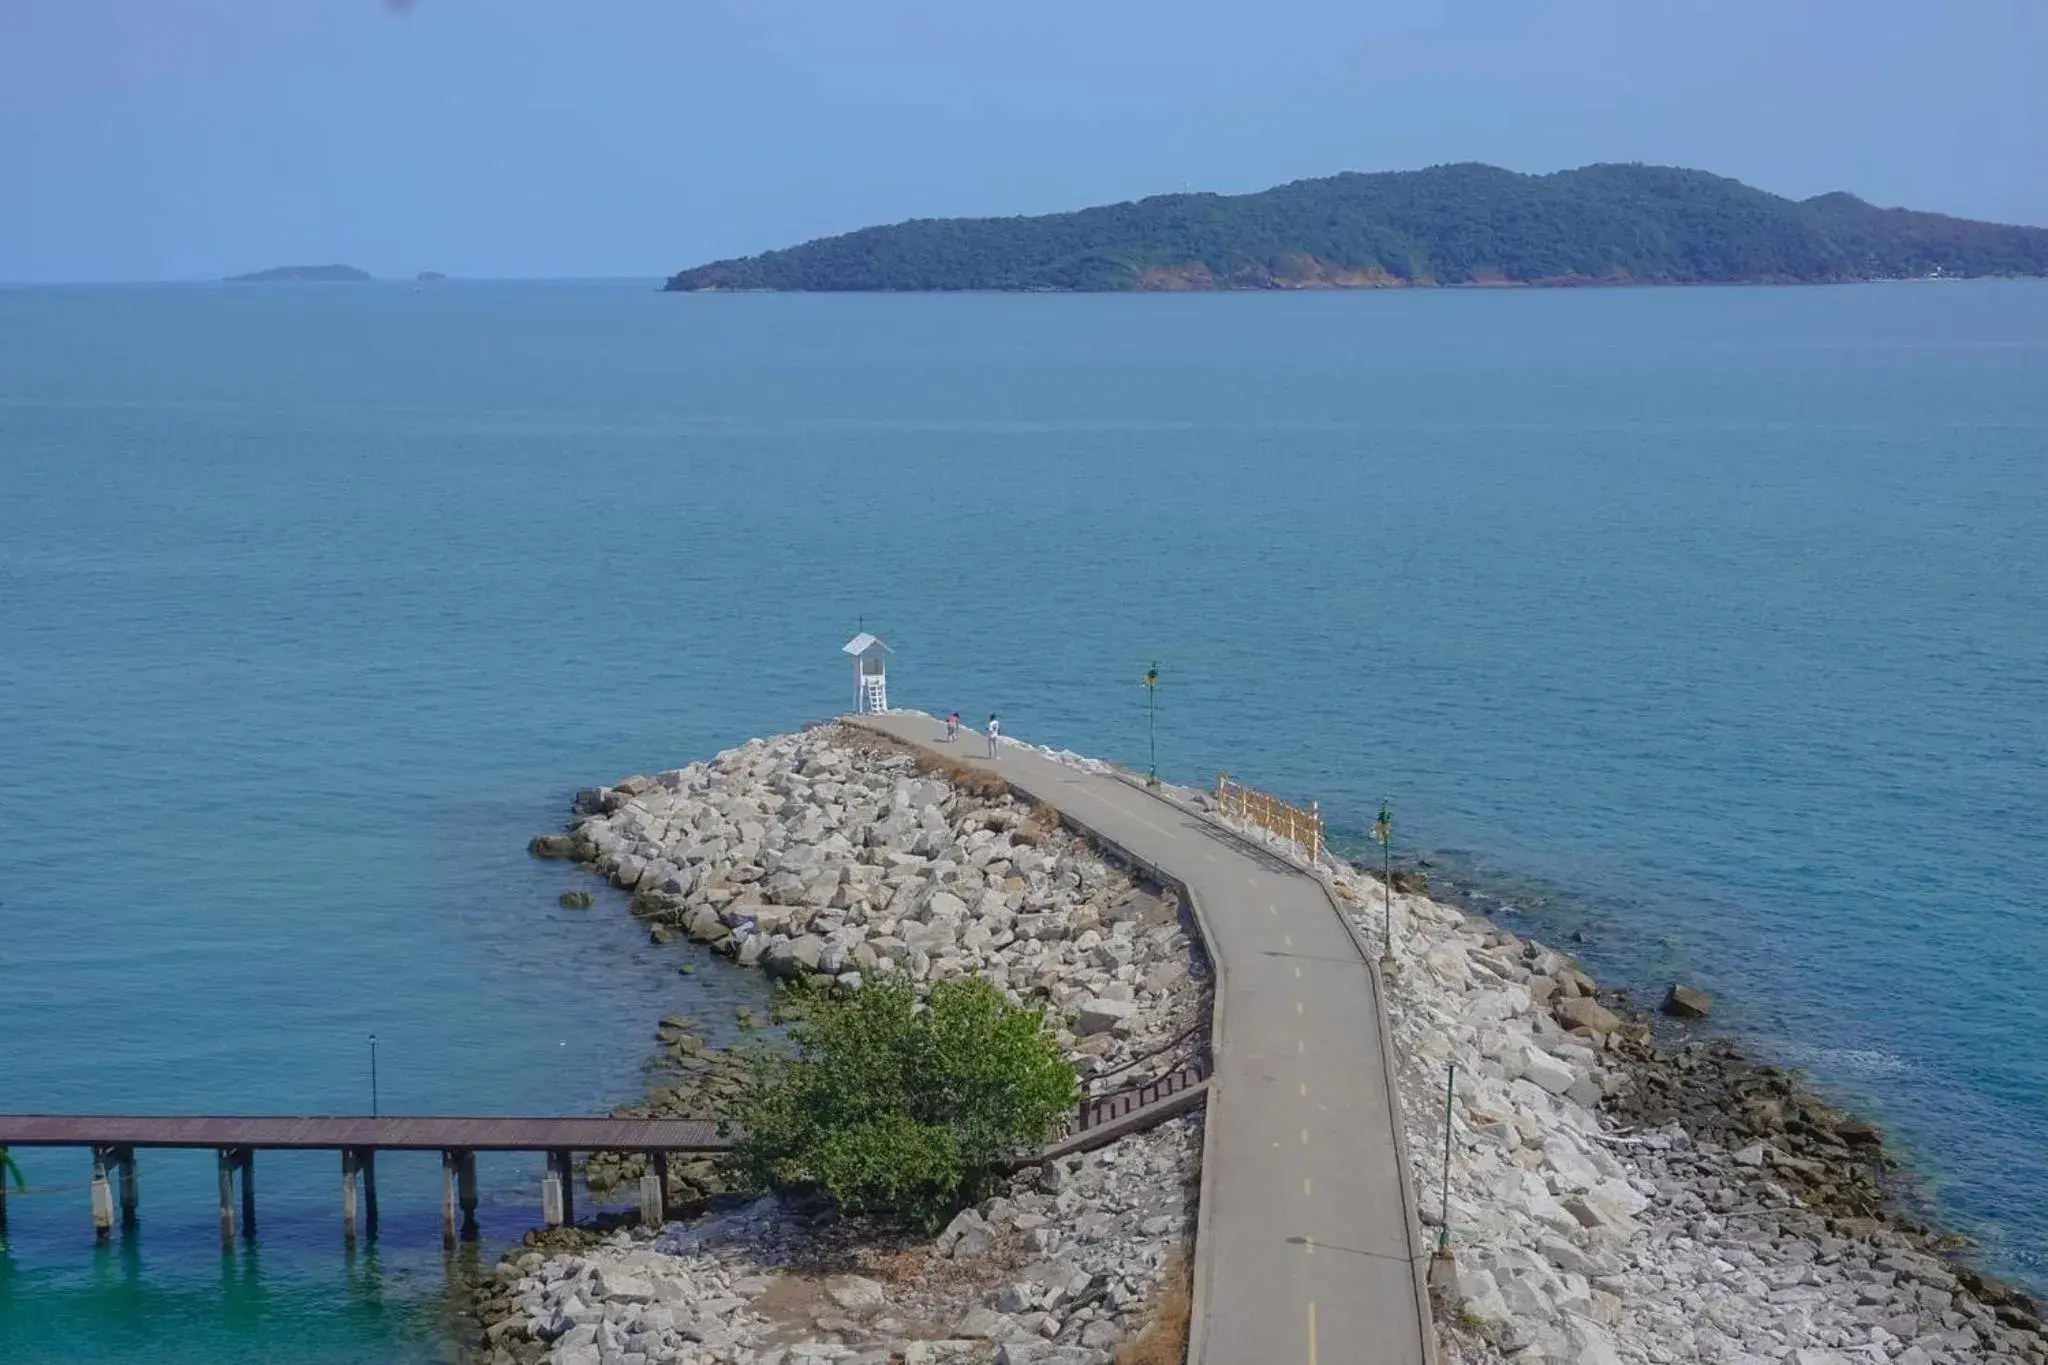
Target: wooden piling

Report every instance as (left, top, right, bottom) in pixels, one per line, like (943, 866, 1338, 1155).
(455, 1149, 478, 1242)
(117, 1147, 138, 1228)
(654, 1151, 670, 1219)
(553, 1149, 574, 1228)
(90, 1149, 114, 1240)
(440, 1150, 456, 1250)
(238, 1149, 255, 1238)
(341, 1149, 359, 1243)
(637, 1172, 663, 1228)
(360, 1148, 378, 1237)
(540, 1162, 564, 1227)
(217, 1149, 236, 1242)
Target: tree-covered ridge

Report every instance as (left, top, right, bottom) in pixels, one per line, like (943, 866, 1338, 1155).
(665, 164, 2048, 292)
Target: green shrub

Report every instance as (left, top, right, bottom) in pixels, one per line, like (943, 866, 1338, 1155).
(722, 976, 1078, 1231)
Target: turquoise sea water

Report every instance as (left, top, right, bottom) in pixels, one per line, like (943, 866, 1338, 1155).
(2, 280, 2043, 1360)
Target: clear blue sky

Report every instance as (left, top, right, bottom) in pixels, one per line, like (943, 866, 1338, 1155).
(3, 0, 2044, 282)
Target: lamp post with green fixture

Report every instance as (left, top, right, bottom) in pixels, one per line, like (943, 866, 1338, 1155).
(1373, 800, 1395, 968)
(1143, 662, 1160, 786)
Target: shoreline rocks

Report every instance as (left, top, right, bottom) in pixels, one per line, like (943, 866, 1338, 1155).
(1658, 984, 1712, 1020)
(472, 1116, 1201, 1365)
(1308, 856, 2048, 1365)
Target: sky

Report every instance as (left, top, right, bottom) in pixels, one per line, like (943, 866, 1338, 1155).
(2, 0, 2045, 282)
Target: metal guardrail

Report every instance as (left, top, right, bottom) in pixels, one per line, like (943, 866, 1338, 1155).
(1215, 772, 1324, 863)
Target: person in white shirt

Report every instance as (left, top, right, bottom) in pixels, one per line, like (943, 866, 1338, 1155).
(986, 714, 1001, 758)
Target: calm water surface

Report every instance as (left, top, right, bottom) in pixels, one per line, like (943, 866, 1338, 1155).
(2, 280, 2044, 1361)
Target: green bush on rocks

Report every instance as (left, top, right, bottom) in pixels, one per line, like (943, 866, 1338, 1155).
(723, 976, 1077, 1233)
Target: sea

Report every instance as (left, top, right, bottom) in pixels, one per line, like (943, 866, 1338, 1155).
(2, 279, 2043, 1362)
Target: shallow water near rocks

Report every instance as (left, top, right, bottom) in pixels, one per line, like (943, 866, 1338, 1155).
(2, 280, 2044, 1361)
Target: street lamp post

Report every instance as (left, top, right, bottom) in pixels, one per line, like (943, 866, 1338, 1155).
(1143, 662, 1160, 786)
(369, 1035, 379, 1118)
(1438, 1061, 1456, 1256)
(1373, 801, 1395, 967)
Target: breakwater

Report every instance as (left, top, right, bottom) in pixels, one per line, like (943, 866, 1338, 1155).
(492, 718, 2046, 1365)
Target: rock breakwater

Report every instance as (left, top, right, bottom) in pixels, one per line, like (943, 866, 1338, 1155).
(485, 724, 1213, 1363)
(504, 720, 2044, 1365)
(540, 724, 1209, 1081)
(1318, 861, 2047, 1365)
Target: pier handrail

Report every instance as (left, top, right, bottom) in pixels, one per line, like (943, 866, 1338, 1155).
(1043, 1051, 1213, 1146)
(1080, 1017, 1211, 1092)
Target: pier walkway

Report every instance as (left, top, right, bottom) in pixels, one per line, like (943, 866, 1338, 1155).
(856, 714, 1435, 1365)
(0, 1079, 1215, 1245)
(0, 1114, 723, 1152)
(0, 1115, 726, 1246)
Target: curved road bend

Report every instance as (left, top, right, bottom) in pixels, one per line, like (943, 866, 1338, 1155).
(856, 714, 1433, 1365)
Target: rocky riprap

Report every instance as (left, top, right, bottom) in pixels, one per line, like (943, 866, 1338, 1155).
(516, 724, 2048, 1365)
(536, 725, 1209, 1080)
(491, 725, 1213, 1364)
(1326, 864, 2047, 1365)
(471, 1116, 1201, 1365)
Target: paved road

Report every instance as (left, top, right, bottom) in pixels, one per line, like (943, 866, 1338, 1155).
(858, 714, 1433, 1365)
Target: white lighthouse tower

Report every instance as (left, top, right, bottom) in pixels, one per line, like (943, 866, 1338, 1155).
(843, 632, 890, 714)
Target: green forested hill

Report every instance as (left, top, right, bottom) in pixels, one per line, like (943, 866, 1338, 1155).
(665, 164, 2048, 292)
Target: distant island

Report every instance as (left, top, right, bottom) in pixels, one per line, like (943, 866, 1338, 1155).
(665, 163, 2048, 292)
(224, 264, 372, 283)
(416, 270, 447, 283)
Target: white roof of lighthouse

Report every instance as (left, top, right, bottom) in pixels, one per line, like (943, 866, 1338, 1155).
(842, 632, 888, 656)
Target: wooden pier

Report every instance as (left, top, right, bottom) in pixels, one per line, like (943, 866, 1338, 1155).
(0, 1115, 729, 1246)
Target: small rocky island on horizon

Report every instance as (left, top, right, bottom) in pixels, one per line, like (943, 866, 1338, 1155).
(224, 264, 372, 283)
(665, 161, 2048, 293)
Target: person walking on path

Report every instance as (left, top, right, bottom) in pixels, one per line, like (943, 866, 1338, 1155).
(945, 712, 961, 743)
(985, 714, 1001, 758)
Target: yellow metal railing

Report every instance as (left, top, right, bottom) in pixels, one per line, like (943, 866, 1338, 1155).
(1215, 773, 1323, 863)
